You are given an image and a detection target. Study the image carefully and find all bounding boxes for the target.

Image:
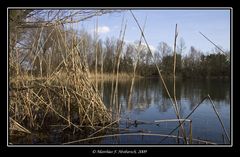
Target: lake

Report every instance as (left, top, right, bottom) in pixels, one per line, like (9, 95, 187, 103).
(10, 78, 230, 145)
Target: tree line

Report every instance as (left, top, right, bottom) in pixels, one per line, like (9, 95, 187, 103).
(9, 10, 230, 79)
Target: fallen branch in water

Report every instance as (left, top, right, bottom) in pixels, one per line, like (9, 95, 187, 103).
(63, 132, 216, 145)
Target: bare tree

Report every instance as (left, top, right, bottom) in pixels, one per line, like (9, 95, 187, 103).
(157, 42, 172, 63)
(15, 10, 117, 28)
(177, 37, 186, 55)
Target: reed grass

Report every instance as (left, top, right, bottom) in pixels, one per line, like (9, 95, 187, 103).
(208, 94, 230, 143)
(189, 120, 193, 144)
(9, 24, 112, 137)
(88, 118, 121, 138)
(9, 11, 228, 145)
(130, 10, 188, 143)
(10, 117, 31, 134)
(159, 96, 208, 143)
(63, 132, 216, 145)
(127, 16, 146, 111)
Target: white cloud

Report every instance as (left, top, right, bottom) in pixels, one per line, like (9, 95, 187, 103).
(97, 26, 110, 34)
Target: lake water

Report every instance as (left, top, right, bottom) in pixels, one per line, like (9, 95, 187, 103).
(100, 78, 230, 145)
(10, 78, 231, 145)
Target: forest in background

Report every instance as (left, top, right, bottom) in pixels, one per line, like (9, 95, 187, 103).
(9, 10, 230, 80)
(8, 9, 230, 145)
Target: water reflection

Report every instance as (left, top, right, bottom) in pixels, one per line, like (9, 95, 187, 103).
(11, 78, 230, 144)
(97, 78, 230, 144)
(100, 78, 230, 113)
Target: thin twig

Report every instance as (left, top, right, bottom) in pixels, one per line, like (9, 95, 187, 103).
(173, 23, 179, 114)
(10, 117, 31, 134)
(159, 96, 208, 143)
(208, 94, 230, 143)
(88, 118, 120, 138)
(130, 10, 187, 143)
(63, 132, 216, 145)
(199, 32, 225, 53)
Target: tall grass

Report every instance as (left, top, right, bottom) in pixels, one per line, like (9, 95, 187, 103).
(9, 24, 112, 137)
(9, 10, 229, 145)
(130, 10, 188, 143)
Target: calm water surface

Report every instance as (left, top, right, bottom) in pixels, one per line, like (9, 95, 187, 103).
(11, 78, 230, 145)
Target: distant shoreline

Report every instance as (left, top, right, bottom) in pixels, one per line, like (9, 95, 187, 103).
(88, 73, 230, 81)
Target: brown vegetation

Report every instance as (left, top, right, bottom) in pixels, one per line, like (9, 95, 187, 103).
(9, 11, 112, 136)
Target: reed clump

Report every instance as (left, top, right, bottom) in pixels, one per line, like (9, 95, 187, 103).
(9, 24, 112, 136)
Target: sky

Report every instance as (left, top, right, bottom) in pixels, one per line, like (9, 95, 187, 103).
(73, 9, 230, 55)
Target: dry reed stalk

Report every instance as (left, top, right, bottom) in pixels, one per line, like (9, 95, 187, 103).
(57, 25, 110, 124)
(9, 23, 112, 139)
(189, 120, 193, 144)
(26, 92, 34, 128)
(173, 24, 180, 114)
(63, 132, 216, 145)
(80, 97, 95, 128)
(172, 24, 187, 142)
(10, 117, 31, 134)
(67, 87, 71, 127)
(159, 96, 208, 143)
(72, 92, 95, 129)
(100, 41, 104, 100)
(198, 32, 230, 143)
(199, 32, 225, 54)
(113, 23, 127, 119)
(95, 17, 99, 90)
(88, 118, 121, 138)
(29, 27, 44, 78)
(40, 90, 52, 127)
(154, 119, 191, 123)
(31, 90, 82, 130)
(208, 94, 230, 143)
(110, 16, 125, 108)
(130, 10, 187, 143)
(127, 16, 146, 110)
(82, 36, 90, 77)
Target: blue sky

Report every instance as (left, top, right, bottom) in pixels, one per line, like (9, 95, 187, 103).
(74, 9, 230, 55)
